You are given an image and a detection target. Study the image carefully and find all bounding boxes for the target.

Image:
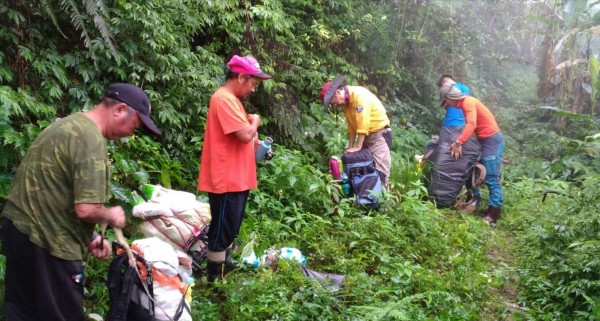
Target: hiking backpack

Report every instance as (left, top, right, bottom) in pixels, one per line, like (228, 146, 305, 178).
(107, 244, 155, 321)
(107, 241, 193, 321)
(424, 126, 482, 207)
(341, 149, 383, 209)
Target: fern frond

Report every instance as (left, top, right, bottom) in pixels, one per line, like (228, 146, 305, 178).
(83, 0, 117, 55)
(61, 0, 92, 49)
(352, 291, 455, 320)
(39, 0, 68, 39)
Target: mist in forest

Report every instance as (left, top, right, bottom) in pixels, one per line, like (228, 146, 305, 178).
(1, 1, 600, 321)
(437, 0, 600, 117)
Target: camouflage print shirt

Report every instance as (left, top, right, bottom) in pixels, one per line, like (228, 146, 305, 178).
(2, 113, 109, 260)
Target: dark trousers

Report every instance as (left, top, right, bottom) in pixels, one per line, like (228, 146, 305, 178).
(2, 219, 85, 321)
(207, 191, 250, 252)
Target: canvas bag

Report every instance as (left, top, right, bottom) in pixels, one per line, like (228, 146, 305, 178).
(133, 186, 211, 275)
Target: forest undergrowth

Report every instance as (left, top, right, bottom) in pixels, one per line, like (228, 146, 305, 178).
(2, 0, 600, 319)
(3, 71, 600, 321)
(479, 78, 600, 321)
(92, 90, 598, 320)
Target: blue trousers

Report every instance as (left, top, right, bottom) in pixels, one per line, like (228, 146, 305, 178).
(479, 132, 505, 208)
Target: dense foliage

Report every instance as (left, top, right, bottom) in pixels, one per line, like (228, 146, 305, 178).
(2, 0, 600, 320)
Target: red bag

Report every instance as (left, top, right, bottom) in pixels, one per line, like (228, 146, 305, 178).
(329, 156, 341, 180)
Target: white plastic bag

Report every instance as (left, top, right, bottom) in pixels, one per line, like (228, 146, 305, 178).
(132, 237, 192, 321)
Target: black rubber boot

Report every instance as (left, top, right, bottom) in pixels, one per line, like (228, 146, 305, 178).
(206, 260, 227, 300)
(224, 249, 240, 274)
(207, 260, 225, 283)
(482, 206, 501, 224)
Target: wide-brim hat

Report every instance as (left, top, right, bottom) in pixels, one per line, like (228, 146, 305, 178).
(321, 76, 345, 112)
(439, 84, 465, 107)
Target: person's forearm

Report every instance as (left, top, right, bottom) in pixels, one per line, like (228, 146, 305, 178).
(74, 203, 123, 227)
(235, 114, 261, 143)
(235, 123, 259, 143)
(355, 134, 365, 149)
(348, 133, 356, 148)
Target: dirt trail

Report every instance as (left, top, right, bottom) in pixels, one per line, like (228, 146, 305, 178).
(482, 231, 523, 321)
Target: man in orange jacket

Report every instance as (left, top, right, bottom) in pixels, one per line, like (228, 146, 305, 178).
(439, 84, 505, 224)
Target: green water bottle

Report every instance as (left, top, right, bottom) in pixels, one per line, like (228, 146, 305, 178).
(340, 172, 351, 196)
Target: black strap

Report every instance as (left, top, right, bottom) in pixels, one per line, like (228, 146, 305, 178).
(107, 248, 154, 321)
(145, 261, 155, 313)
(172, 285, 191, 320)
(107, 254, 137, 321)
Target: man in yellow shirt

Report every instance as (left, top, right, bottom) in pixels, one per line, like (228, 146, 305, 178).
(321, 76, 392, 186)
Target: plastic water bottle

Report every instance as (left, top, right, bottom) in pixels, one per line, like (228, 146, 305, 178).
(178, 268, 195, 285)
(255, 137, 273, 161)
(340, 172, 351, 196)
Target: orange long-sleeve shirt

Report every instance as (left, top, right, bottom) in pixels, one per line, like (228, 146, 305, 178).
(455, 96, 500, 144)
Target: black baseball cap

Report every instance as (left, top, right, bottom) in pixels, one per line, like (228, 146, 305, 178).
(105, 83, 161, 135)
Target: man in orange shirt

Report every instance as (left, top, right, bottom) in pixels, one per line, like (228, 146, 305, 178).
(439, 84, 505, 224)
(197, 55, 271, 282)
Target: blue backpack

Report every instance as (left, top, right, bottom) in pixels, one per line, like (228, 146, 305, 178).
(341, 149, 383, 209)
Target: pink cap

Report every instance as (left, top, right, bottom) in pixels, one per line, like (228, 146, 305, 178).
(227, 55, 271, 79)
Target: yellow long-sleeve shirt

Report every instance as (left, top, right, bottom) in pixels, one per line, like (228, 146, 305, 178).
(342, 86, 390, 135)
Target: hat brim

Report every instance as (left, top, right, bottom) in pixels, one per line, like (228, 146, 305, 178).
(323, 76, 345, 112)
(251, 72, 271, 80)
(137, 112, 161, 135)
(438, 84, 455, 107)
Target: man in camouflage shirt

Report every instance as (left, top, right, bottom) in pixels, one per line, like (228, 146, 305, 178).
(1, 83, 160, 321)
